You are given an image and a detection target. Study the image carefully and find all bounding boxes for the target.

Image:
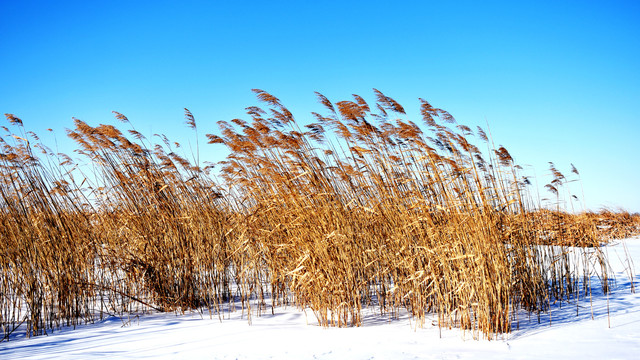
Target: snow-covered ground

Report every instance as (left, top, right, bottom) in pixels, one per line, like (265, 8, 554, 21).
(2, 237, 639, 359)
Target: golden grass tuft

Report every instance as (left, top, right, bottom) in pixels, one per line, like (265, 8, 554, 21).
(1, 92, 638, 341)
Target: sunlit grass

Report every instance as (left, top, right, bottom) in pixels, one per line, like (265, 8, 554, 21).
(1, 90, 638, 341)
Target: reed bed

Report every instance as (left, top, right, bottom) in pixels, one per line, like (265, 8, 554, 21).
(1, 90, 637, 340)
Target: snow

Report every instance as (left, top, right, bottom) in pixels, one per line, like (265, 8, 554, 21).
(2, 238, 639, 359)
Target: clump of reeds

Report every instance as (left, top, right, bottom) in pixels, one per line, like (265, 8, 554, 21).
(0, 116, 97, 338)
(587, 210, 640, 240)
(205, 89, 616, 337)
(0, 90, 633, 341)
(0, 112, 251, 339)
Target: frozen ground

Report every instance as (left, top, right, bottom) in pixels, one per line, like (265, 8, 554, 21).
(1, 237, 639, 359)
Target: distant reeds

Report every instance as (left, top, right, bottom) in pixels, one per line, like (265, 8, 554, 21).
(1, 90, 638, 341)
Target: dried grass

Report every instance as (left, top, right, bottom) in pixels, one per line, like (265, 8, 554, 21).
(1, 92, 637, 341)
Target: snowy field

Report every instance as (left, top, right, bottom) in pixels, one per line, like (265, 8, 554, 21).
(1, 237, 639, 359)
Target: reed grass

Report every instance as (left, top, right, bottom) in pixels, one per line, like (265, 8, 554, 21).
(1, 91, 638, 341)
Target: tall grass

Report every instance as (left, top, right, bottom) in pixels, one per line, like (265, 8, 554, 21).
(1, 90, 638, 340)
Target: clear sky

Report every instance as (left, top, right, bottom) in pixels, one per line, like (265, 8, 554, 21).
(1, 0, 639, 212)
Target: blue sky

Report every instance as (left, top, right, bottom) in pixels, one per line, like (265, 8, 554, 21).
(1, 0, 639, 212)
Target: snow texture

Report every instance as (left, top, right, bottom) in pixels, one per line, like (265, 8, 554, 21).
(2, 237, 639, 359)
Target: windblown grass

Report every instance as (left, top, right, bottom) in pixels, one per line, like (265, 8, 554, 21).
(1, 90, 637, 340)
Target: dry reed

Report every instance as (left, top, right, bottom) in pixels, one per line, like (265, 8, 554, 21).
(1, 91, 637, 341)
